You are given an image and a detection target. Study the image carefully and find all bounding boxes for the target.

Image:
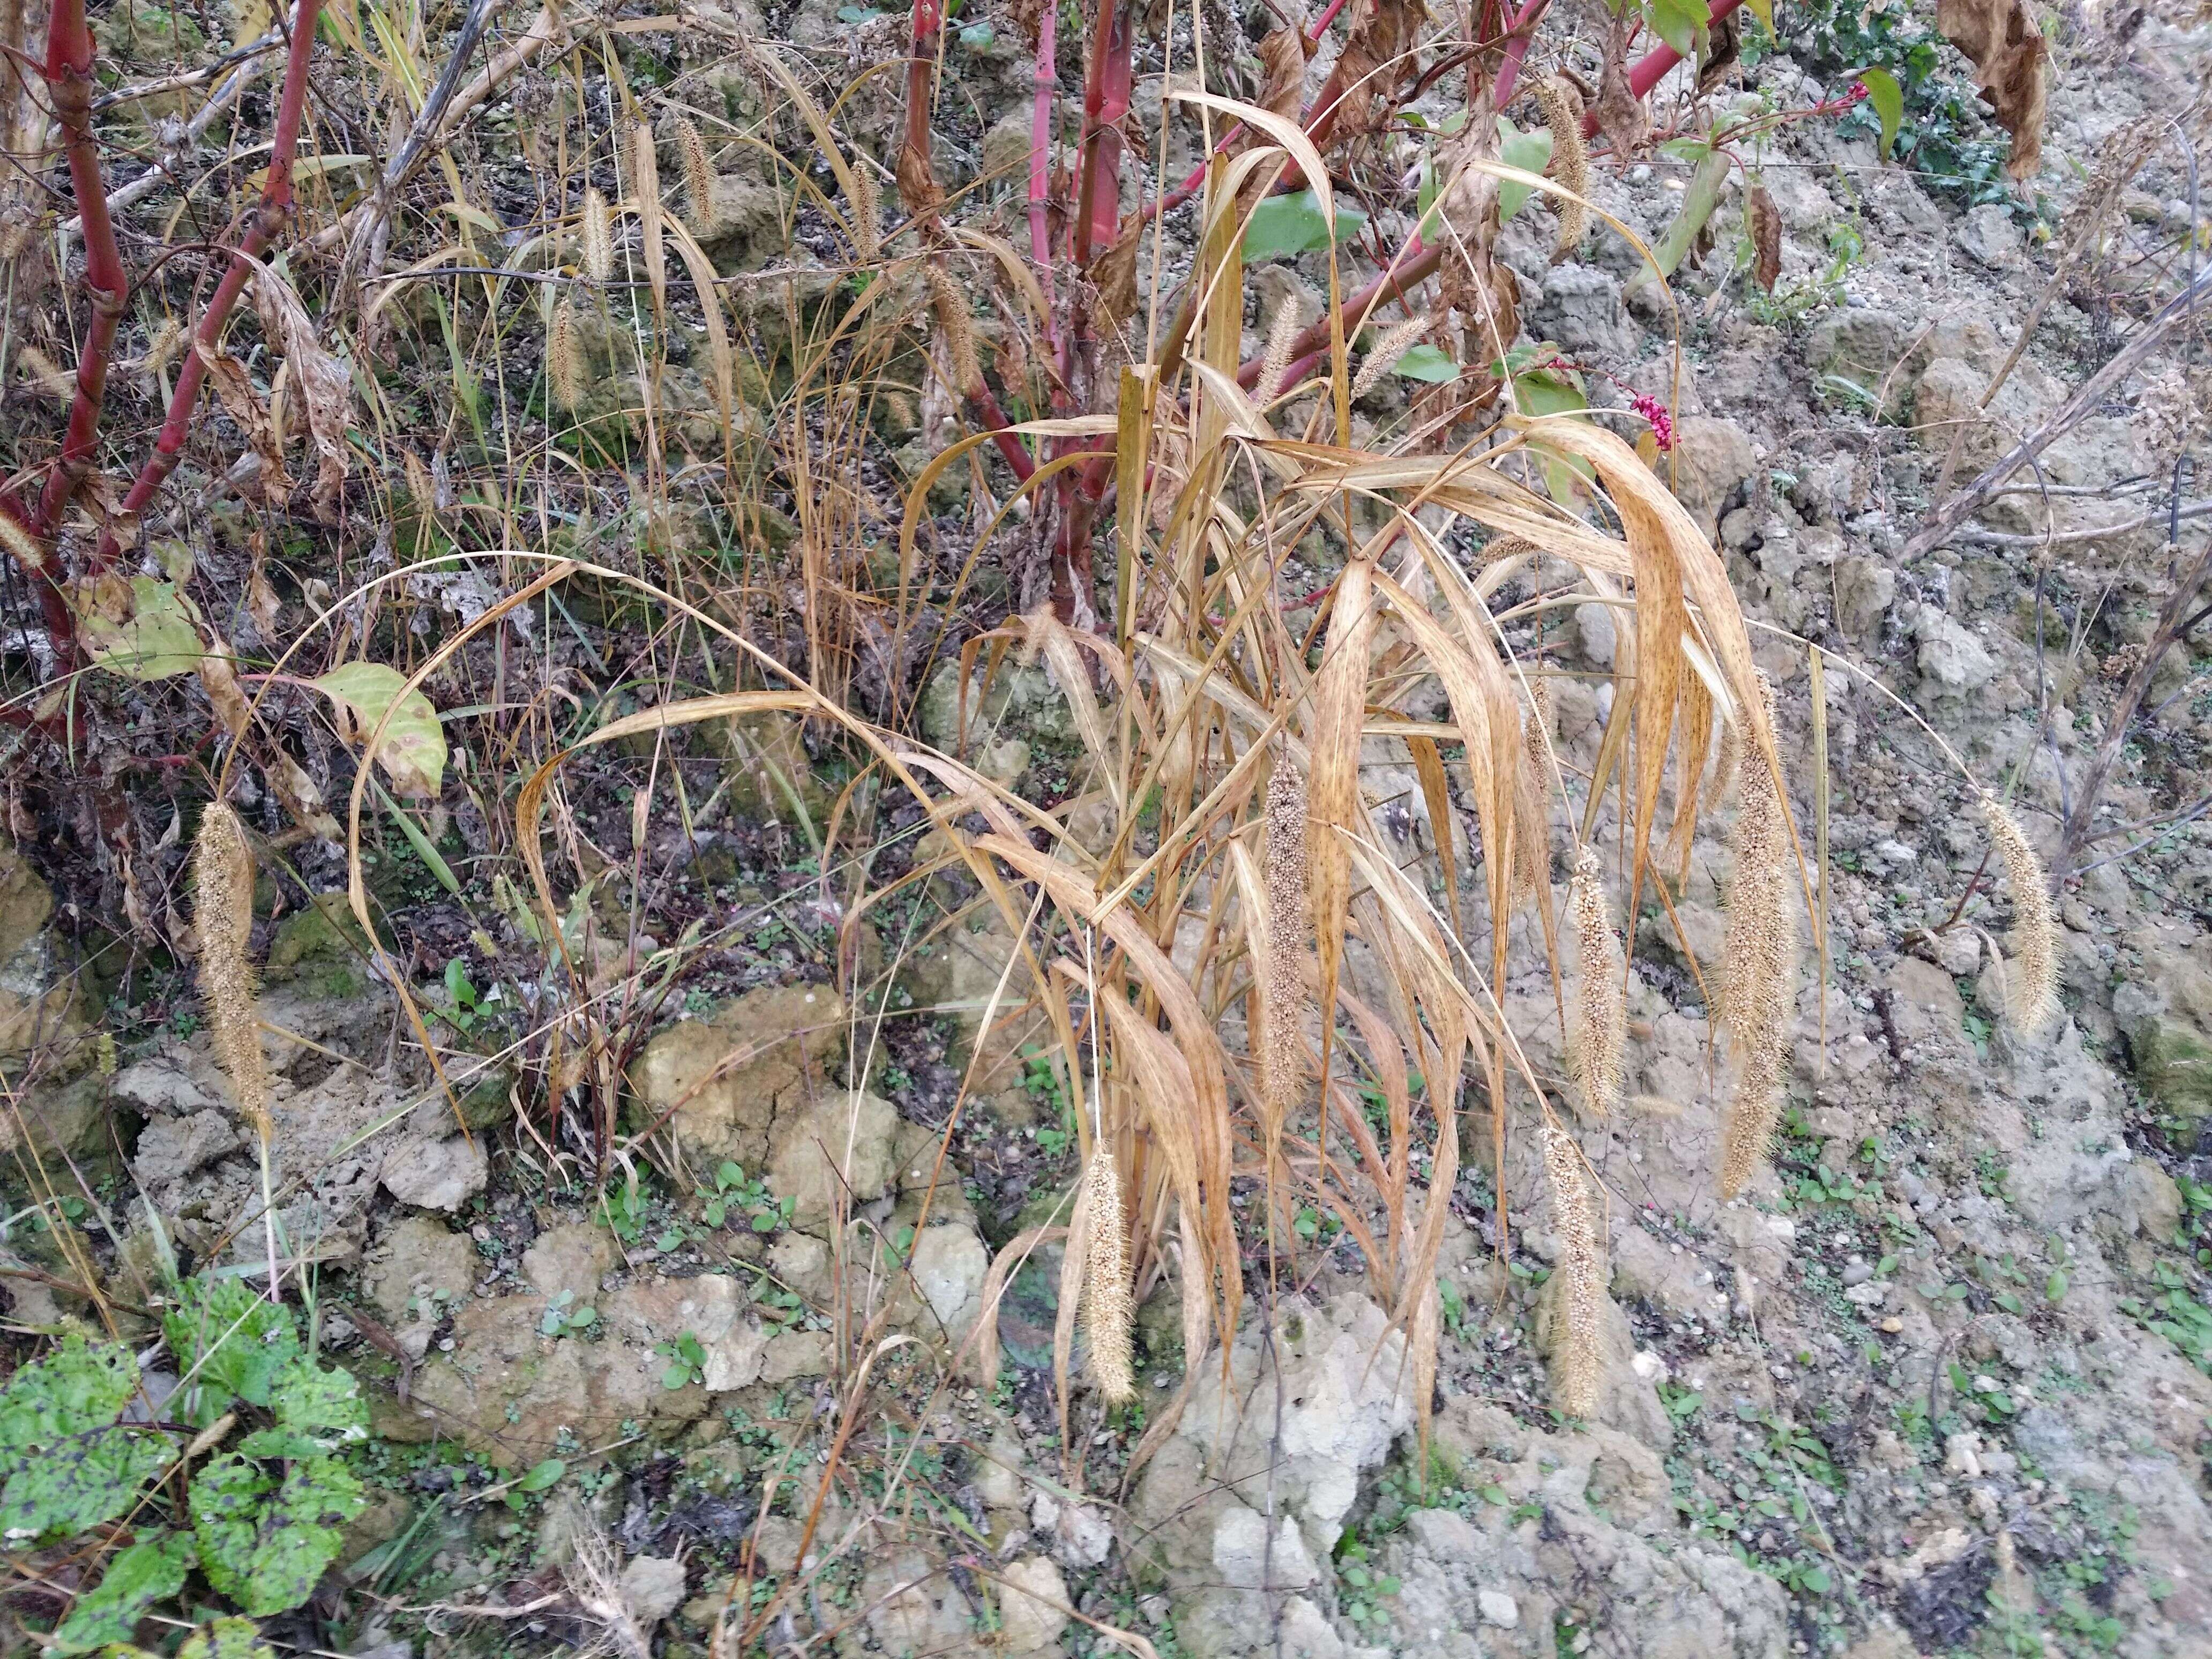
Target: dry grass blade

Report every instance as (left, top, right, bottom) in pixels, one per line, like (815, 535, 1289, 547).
(1309, 555, 1374, 1090)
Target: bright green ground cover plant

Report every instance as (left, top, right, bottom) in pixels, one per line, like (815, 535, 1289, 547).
(1, 1279, 368, 1649)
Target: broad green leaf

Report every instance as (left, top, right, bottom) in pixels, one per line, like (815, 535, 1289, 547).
(1390, 346, 1460, 384)
(190, 1453, 362, 1616)
(53, 1533, 195, 1651)
(80, 577, 204, 682)
(518, 1458, 566, 1492)
(1496, 118, 1555, 221)
(309, 662, 447, 798)
(1627, 146, 1732, 296)
(0, 1428, 176, 1544)
(1514, 368, 1594, 503)
(0, 1335, 140, 1448)
(233, 1354, 365, 1457)
(1642, 0, 1706, 57)
(1242, 190, 1367, 261)
(165, 1279, 299, 1411)
(1858, 68, 1903, 160)
(177, 1616, 272, 1659)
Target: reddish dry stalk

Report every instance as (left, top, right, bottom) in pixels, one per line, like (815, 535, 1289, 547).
(1027, 3, 1057, 284)
(34, 0, 130, 546)
(90, 0, 325, 574)
(901, 0, 945, 218)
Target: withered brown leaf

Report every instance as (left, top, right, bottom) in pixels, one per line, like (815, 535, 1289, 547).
(1935, 0, 2050, 181)
(1747, 184, 1782, 293)
(1594, 10, 1649, 162)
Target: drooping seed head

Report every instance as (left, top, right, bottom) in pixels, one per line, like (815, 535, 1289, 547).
(1540, 1122, 1605, 1418)
(1535, 77, 1589, 262)
(1982, 794, 2058, 1035)
(194, 803, 271, 1144)
(1080, 1149, 1134, 1403)
(1567, 847, 1624, 1116)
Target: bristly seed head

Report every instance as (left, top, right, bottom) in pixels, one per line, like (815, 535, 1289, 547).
(1540, 1122, 1605, 1418)
(549, 297, 584, 410)
(1567, 847, 1624, 1116)
(1081, 1149, 1134, 1403)
(1717, 673, 1797, 1199)
(1260, 759, 1311, 1161)
(194, 803, 270, 1144)
(1351, 315, 1434, 401)
(1535, 77, 1589, 262)
(581, 186, 614, 286)
(923, 266, 981, 393)
(1982, 793, 2058, 1035)
(673, 116, 716, 233)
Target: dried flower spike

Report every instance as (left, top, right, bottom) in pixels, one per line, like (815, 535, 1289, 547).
(674, 116, 716, 233)
(1717, 675, 1797, 1198)
(1567, 847, 1624, 1116)
(1081, 1149, 1135, 1403)
(1261, 759, 1311, 1165)
(581, 186, 614, 286)
(195, 803, 270, 1144)
(1535, 77, 1589, 261)
(1983, 794, 2058, 1035)
(549, 297, 584, 410)
(1541, 1122, 1605, 1418)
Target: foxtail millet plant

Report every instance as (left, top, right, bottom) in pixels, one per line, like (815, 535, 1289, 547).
(1982, 794, 2059, 1035)
(1717, 676, 1799, 1198)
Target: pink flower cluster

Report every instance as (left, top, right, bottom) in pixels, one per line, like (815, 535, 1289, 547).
(1629, 393, 1674, 453)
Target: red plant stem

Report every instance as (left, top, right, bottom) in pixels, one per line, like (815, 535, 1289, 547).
(33, 0, 129, 546)
(1071, 0, 1130, 268)
(967, 381, 1039, 482)
(1581, 0, 1744, 137)
(1489, 0, 1551, 106)
(91, 0, 324, 574)
(1027, 4, 1056, 283)
(0, 493, 77, 666)
(902, 0, 944, 211)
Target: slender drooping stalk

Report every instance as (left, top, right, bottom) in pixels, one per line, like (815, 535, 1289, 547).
(89, 0, 326, 575)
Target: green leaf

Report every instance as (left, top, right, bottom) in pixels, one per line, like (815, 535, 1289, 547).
(662, 1364, 692, 1391)
(1242, 190, 1367, 261)
(177, 1617, 273, 1659)
(80, 577, 205, 682)
(1390, 345, 1460, 383)
(309, 662, 447, 799)
(957, 20, 992, 47)
(518, 1458, 566, 1492)
(1641, 0, 1707, 57)
(0, 1334, 141, 1451)
(1496, 118, 1555, 221)
(52, 1533, 195, 1651)
(165, 1279, 299, 1410)
(0, 1430, 177, 1546)
(2045, 1268, 2068, 1302)
(190, 1453, 363, 1616)
(1858, 68, 1903, 161)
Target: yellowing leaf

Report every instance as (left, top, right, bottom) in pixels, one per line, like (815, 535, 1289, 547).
(1857, 68, 1904, 162)
(310, 662, 446, 798)
(80, 577, 204, 681)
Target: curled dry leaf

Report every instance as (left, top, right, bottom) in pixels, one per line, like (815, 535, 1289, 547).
(1331, 0, 1425, 139)
(269, 752, 340, 841)
(198, 630, 252, 739)
(1594, 10, 1648, 162)
(250, 262, 353, 514)
(1934, 0, 2050, 181)
(1747, 184, 1782, 294)
(1255, 24, 1312, 123)
(196, 343, 290, 498)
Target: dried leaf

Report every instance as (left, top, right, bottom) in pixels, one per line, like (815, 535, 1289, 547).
(1747, 183, 1782, 293)
(269, 752, 340, 841)
(250, 261, 352, 513)
(1088, 215, 1142, 326)
(1935, 0, 2050, 180)
(1330, 0, 1425, 140)
(196, 343, 289, 497)
(1255, 25, 1312, 123)
(199, 630, 252, 739)
(1594, 11, 1648, 161)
